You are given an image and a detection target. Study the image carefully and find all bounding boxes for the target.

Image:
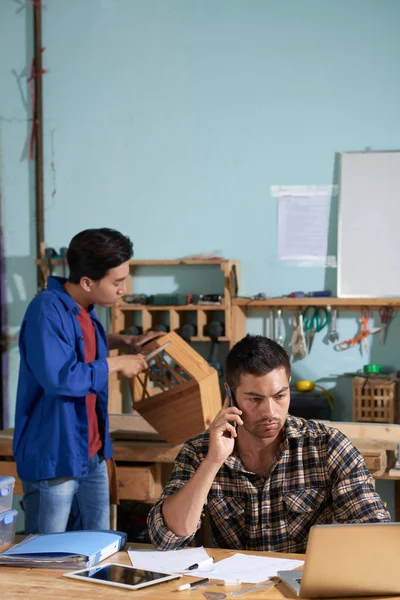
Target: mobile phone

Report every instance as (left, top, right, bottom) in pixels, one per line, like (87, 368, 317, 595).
(226, 386, 238, 431)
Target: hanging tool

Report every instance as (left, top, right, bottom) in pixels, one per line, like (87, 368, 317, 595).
(379, 306, 394, 345)
(290, 290, 332, 298)
(328, 308, 339, 343)
(337, 308, 381, 352)
(275, 309, 284, 345)
(302, 306, 329, 353)
(290, 312, 307, 360)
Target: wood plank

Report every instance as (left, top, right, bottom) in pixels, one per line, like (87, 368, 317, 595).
(0, 429, 13, 457)
(108, 414, 158, 434)
(233, 297, 400, 309)
(36, 258, 232, 266)
(322, 421, 400, 448)
(113, 441, 181, 463)
(351, 439, 387, 475)
(116, 465, 162, 502)
(119, 304, 226, 311)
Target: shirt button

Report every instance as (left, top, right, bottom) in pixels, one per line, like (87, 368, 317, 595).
(72, 308, 77, 313)
(82, 463, 87, 467)
(80, 336, 84, 341)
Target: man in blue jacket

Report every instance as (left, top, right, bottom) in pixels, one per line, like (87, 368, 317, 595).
(13, 228, 157, 534)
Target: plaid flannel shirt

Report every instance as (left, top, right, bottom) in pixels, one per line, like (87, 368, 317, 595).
(147, 416, 390, 553)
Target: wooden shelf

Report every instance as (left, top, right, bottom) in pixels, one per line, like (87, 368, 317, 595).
(119, 304, 225, 311)
(127, 259, 231, 266)
(109, 259, 239, 413)
(35, 258, 232, 266)
(191, 336, 229, 342)
(233, 297, 400, 310)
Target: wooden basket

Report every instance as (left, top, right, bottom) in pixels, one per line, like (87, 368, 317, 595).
(352, 376, 400, 423)
(131, 332, 222, 445)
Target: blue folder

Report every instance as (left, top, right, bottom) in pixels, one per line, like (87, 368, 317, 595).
(0, 530, 127, 569)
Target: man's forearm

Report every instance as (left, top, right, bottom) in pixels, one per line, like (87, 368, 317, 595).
(106, 333, 130, 351)
(162, 457, 222, 537)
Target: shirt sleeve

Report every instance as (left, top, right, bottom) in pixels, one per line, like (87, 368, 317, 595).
(147, 443, 204, 550)
(327, 429, 391, 523)
(21, 304, 109, 398)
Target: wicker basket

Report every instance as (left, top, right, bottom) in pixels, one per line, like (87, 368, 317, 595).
(352, 376, 400, 423)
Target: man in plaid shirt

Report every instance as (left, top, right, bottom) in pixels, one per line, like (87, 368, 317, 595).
(147, 335, 390, 553)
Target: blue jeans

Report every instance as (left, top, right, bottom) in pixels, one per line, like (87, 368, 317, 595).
(22, 452, 110, 534)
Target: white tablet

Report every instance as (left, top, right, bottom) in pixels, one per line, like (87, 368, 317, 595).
(63, 562, 181, 590)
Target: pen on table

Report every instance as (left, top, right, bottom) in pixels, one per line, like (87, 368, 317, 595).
(177, 578, 210, 591)
(186, 556, 214, 570)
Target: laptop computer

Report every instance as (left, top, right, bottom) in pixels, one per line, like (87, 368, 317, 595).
(277, 522, 400, 598)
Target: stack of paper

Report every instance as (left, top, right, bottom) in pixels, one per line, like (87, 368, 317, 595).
(128, 547, 304, 584)
(128, 546, 211, 574)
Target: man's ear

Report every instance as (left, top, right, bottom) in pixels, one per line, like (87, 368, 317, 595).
(81, 277, 92, 292)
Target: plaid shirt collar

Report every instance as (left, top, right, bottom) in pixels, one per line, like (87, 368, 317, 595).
(225, 414, 306, 472)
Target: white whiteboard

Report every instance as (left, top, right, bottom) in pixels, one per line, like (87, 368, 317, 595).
(338, 151, 400, 298)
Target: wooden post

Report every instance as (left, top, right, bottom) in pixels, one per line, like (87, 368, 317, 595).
(33, 0, 45, 291)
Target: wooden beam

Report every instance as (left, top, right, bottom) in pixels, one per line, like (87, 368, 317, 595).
(33, 0, 45, 290)
(233, 298, 400, 310)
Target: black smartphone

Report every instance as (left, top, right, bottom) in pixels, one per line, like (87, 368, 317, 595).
(226, 386, 238, 431)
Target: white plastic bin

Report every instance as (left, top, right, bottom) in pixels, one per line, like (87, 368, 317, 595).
(0, 476, 15, 512)
(0, 509, 18, 547)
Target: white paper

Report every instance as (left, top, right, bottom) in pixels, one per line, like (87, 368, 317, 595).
(128, 546, 211, 574)
(186, 553, 304, 584)
(278, 193, 329, 262)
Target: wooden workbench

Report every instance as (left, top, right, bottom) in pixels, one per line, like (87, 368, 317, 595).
(0, 545, 304, 600)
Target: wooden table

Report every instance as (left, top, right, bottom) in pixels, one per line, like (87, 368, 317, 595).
(0, 545, 303, 600)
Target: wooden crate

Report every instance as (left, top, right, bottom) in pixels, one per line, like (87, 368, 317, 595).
(352, 377, 400, 423)
(132, 331, 222, 445)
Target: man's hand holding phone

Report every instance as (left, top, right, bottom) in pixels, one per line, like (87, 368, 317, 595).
(206, 389, 243, 466)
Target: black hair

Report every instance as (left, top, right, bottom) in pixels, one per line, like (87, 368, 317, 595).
(67, 228, 133, 283)
(225, 334, 291, 391)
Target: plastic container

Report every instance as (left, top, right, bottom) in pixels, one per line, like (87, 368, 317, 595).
(0, 476, 15, 512)
(363, 363, 383, 374)
(0, 509, 18, 547)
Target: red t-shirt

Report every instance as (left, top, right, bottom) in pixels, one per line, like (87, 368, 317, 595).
(76, 309, 102, 458)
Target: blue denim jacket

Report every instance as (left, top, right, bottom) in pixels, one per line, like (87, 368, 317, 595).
(13, 277, 112, 481)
